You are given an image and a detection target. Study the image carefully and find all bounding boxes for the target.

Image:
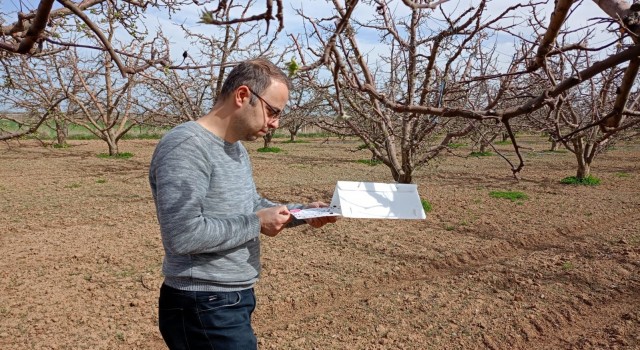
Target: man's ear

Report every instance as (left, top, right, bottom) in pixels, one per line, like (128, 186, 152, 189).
(234, 86, 250, 108)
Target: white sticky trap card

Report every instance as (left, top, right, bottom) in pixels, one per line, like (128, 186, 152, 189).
(291, 181, 426, 220)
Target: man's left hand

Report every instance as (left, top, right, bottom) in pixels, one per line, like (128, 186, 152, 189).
(304, 201, 338, 228)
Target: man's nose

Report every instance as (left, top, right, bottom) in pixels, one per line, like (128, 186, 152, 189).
(267, 118, 279, 129)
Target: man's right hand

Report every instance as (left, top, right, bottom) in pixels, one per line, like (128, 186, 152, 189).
(256, 205, 291, 237)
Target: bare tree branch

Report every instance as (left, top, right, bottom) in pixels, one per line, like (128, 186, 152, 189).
(592, 0, 631, 19)
(530, 0, 576, 71)
(16, 0, 55, 54)
(56, 0, 131, 77)
(602, 56, 640, 129)
(400, 0, 450, 10)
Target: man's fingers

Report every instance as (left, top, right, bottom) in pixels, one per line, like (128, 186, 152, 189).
(277, 205, 290, 215)
(306, 215, 338, 228)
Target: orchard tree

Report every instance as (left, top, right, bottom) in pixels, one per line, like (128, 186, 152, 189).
(280, 73, 328, 142)
(524, 43, 640, 180)
(50, 5, 157, 155)
(290, 0, 640, 182)
(294, 0, 533, 182)
(0, 54, 68, 143)
(61, 48, 147, 155)
(139, 0, 285, 125)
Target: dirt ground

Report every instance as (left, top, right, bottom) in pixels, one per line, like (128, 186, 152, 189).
(0, 135, 638, 350)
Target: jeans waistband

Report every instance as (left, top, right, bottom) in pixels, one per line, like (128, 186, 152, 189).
(164, 277, 254, 292)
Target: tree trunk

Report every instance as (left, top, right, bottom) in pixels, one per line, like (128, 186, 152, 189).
(104, 128, 119, 155)
(107, 140, 119, 156)
(262, 132, 273, 148)
(573, 137, 590, 179)
(289, 132, 296, 142)
(390, 167, 413, 184)
(576, 162, 591, 179)
(479, 141, 488, 153)
(54, 118, 68, 146)
(397, 172, 412, 184)
(549, 137, 559, 151)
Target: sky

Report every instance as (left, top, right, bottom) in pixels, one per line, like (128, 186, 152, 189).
(0, 0, 616, 64)
(138, 0, 615, 66)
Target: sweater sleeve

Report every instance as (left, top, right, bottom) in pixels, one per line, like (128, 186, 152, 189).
(151, 136, 261, 255)
(251, 191, 306, 228)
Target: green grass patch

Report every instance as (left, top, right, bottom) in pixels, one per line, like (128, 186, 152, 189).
(115, 332, 125, 342)
(562, 261, 574, 271)
(96, 179, 107, 184)
(121, 132, 164, 140)
(65, 183, 81, 189)
(356, 159, 382, 166)
(560, 175, 601, 186)
(297, 132, 336, 138)
(0, 120, 22, 132)
(282, 139, 309, 144)
(447, 142, 466, 149)
(1, 119, 171, 140)
(541, 149, 568, 154)
(469, 151, 492, 157)
(52, 143, 70, 149)
(97, 152, 134, 159)
(257, 147, 282, 153)
(124, 124, 170, 138)
(115, 266, 137, 278)
(67, 133, 100, 140)
(489, 190, 528, 202)
(615, 172, 630, 178)
(421, 199, 433, 213)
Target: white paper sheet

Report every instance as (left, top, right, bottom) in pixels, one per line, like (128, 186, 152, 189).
(290, 181, 426, 220)
(290, 207, 342, 220)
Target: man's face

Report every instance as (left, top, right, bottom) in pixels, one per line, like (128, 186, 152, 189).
(240, 80, 288, 141)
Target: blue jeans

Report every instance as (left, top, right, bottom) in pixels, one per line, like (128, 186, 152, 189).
(158, 283, 257, 350)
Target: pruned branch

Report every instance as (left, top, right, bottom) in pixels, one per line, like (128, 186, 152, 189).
(16, 0, 55, 54)
(602, 56, 640, 128)
(529, 0, 575, 71)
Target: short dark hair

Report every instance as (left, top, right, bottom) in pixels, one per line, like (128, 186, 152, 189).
(219, 58, 292, 105)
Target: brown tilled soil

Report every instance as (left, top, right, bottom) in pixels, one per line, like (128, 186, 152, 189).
(0, 136, 638, 350)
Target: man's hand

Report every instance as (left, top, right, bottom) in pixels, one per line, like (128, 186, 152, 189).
(256, 205, 291, 237)
(304, 201, 338, 228)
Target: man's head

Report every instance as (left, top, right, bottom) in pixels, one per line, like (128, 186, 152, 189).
(218, 58, 292, 142)
(219, 58, 292, 105)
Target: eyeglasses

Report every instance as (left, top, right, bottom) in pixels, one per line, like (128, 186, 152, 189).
(247, 87, 282, 120)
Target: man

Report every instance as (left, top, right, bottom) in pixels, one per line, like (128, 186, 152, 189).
(149, 58, 336, 349)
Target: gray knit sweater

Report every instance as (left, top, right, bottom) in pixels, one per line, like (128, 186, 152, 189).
(149, 121, 301, 291)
